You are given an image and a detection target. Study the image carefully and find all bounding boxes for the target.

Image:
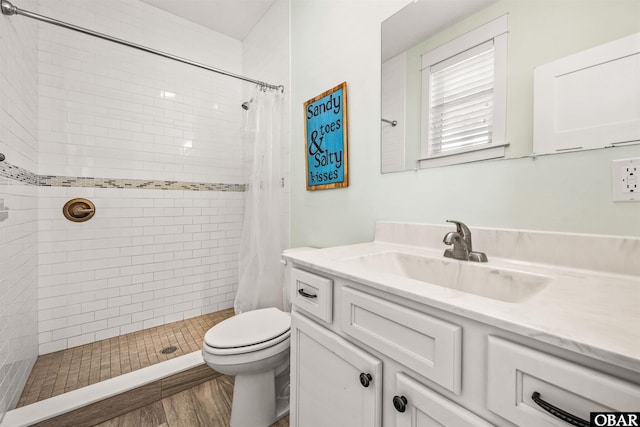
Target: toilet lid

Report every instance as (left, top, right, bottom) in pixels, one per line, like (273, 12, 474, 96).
(204, 307, 291, 349)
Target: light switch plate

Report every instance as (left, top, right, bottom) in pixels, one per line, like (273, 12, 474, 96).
(612, 158, 639, 202)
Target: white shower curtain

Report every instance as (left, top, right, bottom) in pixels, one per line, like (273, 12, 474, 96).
(234, 86, 286, 314)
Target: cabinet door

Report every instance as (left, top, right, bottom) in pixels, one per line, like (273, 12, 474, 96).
(394, 373, 494, 427)
(291, 312, 382, 427)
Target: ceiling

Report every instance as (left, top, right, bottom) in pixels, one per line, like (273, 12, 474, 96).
(141, 0, 496, 49)
(139, 0, 277, 41)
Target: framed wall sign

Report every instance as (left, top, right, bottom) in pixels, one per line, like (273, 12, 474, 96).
(304, 82, 348, 190)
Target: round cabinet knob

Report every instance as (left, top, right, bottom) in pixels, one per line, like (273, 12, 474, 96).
(359, 373, 372, 388)
(393, 395, 408, 413)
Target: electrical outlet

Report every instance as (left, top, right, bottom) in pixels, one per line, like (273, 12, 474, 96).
(612, 158, 639, 202)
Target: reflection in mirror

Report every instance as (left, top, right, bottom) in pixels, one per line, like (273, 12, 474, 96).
(381, 0, 640, 173)
(381, 0, 496, 173)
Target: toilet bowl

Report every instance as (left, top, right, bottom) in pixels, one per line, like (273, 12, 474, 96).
(202, 307, 291, 427)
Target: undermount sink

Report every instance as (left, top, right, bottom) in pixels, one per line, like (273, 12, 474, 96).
(345, 252, 549, 303)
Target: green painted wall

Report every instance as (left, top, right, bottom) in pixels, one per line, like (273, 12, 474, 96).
(291, 0, 640, 248)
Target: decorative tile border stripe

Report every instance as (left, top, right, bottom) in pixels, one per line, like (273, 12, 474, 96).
(0, 161, 39, 185)
(0, 162, 245, 192)
(38, 176, 246, 192)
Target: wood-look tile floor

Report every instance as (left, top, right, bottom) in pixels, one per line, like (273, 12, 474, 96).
(18, 308, 235, 407)
(94, 374, 289, 427)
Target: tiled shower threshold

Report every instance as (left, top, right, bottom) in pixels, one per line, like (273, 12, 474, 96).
(4, 309, 234, 426)
(4, 351, 214, 426)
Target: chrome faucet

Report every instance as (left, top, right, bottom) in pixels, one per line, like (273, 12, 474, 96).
(442, 220, 488, 262)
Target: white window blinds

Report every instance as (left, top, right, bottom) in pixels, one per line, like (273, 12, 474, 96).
(428, 41, 495, 155)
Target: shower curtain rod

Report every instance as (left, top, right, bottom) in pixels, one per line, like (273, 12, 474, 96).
(1, 0, 284, 92)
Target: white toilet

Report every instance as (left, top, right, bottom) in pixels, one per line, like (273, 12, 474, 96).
(202, 307, 291, 427)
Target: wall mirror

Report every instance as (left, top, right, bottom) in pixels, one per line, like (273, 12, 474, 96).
(381, 0, 640, 173)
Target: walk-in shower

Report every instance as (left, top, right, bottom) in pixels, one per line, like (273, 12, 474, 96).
(0, 0, 287, 424)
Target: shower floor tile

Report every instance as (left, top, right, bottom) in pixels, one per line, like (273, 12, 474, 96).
(17, 308, 234, 407)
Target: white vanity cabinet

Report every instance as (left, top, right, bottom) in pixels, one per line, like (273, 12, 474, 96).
(290, 267, 493, 426)
(288, 265, 640, 427)
(291, 313, 382, 427)
(290, 267, 382, 427)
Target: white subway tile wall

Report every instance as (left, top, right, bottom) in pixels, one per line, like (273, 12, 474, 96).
(0, 181, 39, 420)
(37, 186, 242, 353)
(36, 0, 246, 354)
(0, 0, 39, 420)
(37, 0, 244, 183)
(0, 2, 39, 171)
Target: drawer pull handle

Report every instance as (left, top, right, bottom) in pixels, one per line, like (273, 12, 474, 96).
(298, 288, 317, 299)
(531, 392, 589, 427)
(393, 395, 407, 413)
(359, 373, 372, 388)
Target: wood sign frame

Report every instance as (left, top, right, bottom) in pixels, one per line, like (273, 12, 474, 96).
(304, 82, 348, 191)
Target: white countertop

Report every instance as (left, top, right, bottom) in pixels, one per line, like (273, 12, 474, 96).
(283, 222, 640, 374)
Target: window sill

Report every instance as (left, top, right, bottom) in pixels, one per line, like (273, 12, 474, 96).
(418, 143, 508, 169)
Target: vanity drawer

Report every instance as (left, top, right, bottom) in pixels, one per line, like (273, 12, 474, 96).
(291, 268, 333, 323)
(340, 287, 462, 394)
(487, 336, 640, 426)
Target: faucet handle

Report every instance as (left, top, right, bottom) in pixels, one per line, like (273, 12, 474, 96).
(446, 220, 473, 252)
(446, 220, 471, 237)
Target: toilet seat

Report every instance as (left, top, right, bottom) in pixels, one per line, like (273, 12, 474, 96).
(201, 306, 292, 426)
(203, 307, 291, 356)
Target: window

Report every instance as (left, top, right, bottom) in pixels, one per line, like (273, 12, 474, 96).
(420, 16, 508, 168)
